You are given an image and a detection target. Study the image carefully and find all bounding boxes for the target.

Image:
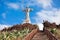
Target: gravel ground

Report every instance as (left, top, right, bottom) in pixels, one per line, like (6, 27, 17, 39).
(31, 31, 49, 40)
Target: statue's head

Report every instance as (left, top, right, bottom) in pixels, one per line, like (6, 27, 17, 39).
(26, 7, 33, 13)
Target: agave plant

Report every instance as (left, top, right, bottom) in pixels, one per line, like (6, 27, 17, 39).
(0, 28, 31, 40)
(50, 28, 57, 34)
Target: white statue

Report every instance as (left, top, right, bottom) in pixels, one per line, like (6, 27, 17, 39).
(23, 7, 33, 23)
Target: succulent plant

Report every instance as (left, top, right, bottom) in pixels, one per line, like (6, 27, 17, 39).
(0, 28, 31, 40)
(50, 28, 56, 34)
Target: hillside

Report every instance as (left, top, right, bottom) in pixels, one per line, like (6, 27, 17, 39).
(0, 21, 60, 40)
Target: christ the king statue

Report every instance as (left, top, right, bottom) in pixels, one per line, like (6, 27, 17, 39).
(23, 7, 32, 23)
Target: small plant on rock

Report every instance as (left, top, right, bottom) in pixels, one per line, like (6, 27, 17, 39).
(50, 28, 57, 34)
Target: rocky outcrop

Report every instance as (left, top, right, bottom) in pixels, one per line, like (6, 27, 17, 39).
(43, 21, 60, 28)
(1, 23, 37, 31)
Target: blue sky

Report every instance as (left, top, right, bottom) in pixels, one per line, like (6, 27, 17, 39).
(0, 0, 60, 25)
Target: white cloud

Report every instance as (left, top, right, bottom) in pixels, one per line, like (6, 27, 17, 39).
(19, 0, 52, 9)
(37, 23, 44, 31)
(5, 0, 53, 9)
(29, 0, 53, 8)
(30, 0, 60, 25)
(7, 3, 20, 10)
(35, 8, 60, 25)
(2, 13, 6, 19)
(0, 24, 12, 30)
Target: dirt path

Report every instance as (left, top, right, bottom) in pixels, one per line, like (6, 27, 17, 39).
(31, 31, 49, 40)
